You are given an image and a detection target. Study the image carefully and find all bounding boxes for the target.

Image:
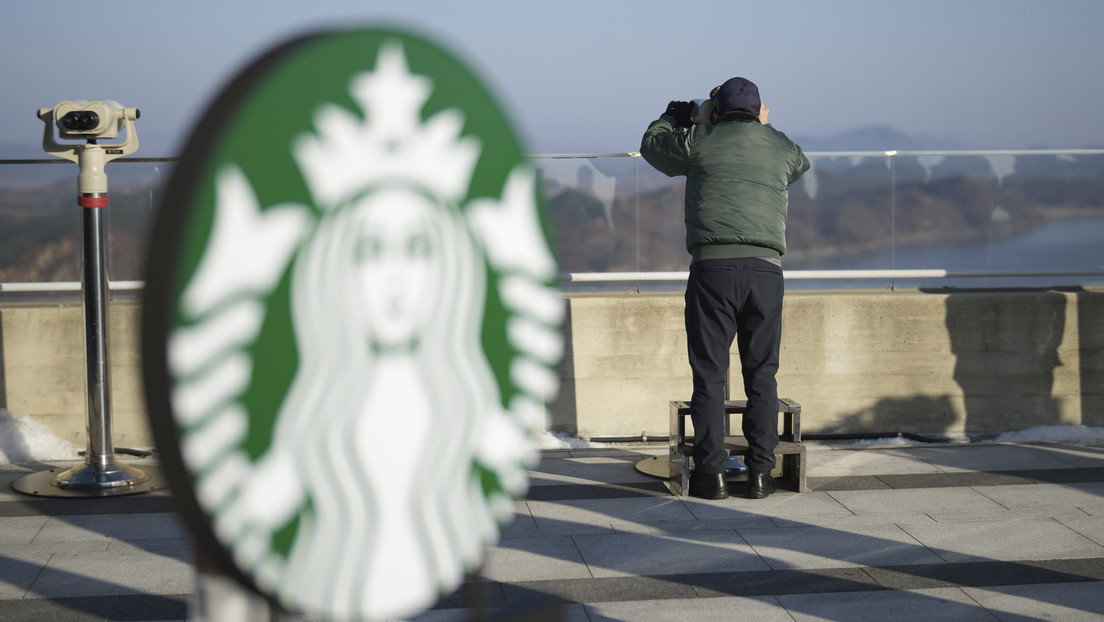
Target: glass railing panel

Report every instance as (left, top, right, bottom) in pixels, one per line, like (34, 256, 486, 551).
(0, 161, 80, 283)
(995, 152, 1104, 271)
(536, 155, 687, 274)
(785, 155, 896, 289)
(885, 152, 1104, 289)
(103, 161, 173, 282)
(631, 160, 691, 273)
(537, 155, 626, 273)
(0, 160, 171, 284)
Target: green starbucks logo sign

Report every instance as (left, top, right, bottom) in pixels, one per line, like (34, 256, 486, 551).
(143, 30, 562, 619)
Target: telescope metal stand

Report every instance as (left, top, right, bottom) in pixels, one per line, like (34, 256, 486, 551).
(12, 121, 167, 498)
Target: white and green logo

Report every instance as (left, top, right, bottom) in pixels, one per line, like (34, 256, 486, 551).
(143, 30, 562, 620)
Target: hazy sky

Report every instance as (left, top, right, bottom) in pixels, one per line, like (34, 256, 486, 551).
(2, 0, 1102, 156)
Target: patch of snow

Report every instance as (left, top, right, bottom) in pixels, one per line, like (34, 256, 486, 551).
(822, 425, 1104, 448)
(0, 408, 80, 464)
(827, 435, 923, 447)
(992, 425, 1104, 446)
(538, 431, 612, 449)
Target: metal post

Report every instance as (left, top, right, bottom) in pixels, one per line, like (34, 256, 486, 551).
(83, 191, 113, 465)
(46, 184, 151, 491)
(13, 102, 164, 498)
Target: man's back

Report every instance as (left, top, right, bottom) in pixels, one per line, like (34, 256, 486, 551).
(640, 114, 809, 261)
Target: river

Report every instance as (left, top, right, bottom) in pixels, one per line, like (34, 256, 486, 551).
(788, 215, 1104, 290)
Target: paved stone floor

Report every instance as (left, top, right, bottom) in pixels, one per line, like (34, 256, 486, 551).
(2, 440, 1104, 621)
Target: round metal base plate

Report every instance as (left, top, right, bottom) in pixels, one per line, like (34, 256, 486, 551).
(11, 463, 169, 498)
(634, 455, 672, 479)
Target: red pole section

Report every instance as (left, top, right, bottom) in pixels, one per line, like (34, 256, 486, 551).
(79, 194, 109, 208)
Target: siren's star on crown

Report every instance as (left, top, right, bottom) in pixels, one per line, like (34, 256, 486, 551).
(293, 42, 482, 210)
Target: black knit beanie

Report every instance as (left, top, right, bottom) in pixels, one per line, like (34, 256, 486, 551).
(711, 77, 761, 118)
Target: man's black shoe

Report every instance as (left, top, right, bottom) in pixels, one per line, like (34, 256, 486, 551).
(688, 471, 728, 500)
(746, 469, 776, 499)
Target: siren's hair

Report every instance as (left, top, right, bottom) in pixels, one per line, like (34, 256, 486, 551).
(260, 191, 498, 616)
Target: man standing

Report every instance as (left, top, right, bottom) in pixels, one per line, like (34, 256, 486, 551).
(640, 77, 809, 500)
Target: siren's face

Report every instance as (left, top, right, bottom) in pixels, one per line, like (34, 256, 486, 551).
(351, 189, 441, 346)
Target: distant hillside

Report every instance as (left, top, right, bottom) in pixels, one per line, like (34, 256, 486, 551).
(791, 126, 964, 152)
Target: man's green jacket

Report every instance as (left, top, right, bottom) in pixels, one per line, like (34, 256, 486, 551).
(640, 114, 810, 263)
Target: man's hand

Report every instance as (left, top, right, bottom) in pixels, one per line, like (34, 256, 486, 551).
(759, 102, 770, 125)
(665, 101, 694, 128)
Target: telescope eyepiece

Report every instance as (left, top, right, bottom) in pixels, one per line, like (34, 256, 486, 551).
(59, 110, 101, 132)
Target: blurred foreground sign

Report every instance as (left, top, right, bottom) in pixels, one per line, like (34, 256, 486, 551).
(142, 28, 562, 620)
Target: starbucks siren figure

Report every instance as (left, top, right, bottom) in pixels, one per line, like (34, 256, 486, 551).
(257, 183, 498, 617)
(171, 43, 562, 620)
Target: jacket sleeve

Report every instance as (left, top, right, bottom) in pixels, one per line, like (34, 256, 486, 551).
(640, 115, 691, 177)
(765, 124, 811, 185)
(789, 148, 811, 185)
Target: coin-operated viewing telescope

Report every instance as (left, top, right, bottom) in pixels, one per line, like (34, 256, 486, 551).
(38, 100, 141, 197)
(13, 101, 165, 498)
(49, 99, 138, 141)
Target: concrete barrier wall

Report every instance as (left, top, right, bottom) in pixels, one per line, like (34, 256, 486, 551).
(554, 287, 1104, 439)
(3, 287, 1103, 448)
(0, 299, 148, 449)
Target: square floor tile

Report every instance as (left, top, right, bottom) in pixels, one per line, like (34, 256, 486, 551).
(480, 535, 591, 582)
(778, 587, 993, 621)
(808, 448, 945, 477)
(25, 548, 192, 598)
(738, 524, 945, 570)
(683, 492, 853, 521)
(973, 482, 1104, 510)
(0, 516, 48, 545)
(962, 581, 1104, 621)
(0, 550, 52, 599)
(527, 497, 698, 530)
(902, 445, 1081, 472)
(33, 513, 189, 545)
(827, 487, 1005, 515)
(586, 595, 793, 622)
(572, 530, 770, 578)
(899, 518, 1104, 563)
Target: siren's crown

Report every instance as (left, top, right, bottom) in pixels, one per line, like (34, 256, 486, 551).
(294, 42, 482, 210)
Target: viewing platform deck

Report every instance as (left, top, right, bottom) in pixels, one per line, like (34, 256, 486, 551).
(3, 438, 1103, 620)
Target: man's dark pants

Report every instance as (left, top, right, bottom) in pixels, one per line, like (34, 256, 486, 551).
(685, 257, 783, 475)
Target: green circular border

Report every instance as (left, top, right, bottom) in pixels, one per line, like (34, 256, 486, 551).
(141, 26, 553, 605)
